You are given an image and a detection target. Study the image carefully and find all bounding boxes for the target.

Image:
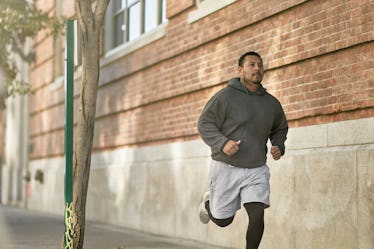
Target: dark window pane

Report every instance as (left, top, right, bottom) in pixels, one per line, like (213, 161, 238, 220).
(114, 0, 126, 10)
(114, 12, 125, 46)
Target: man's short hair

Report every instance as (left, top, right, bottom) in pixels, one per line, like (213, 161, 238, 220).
(238, 51, 262, 67)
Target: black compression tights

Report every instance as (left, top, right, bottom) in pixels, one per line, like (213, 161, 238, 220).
(244, 202, 265, 249)
(205, 201, 265, 249)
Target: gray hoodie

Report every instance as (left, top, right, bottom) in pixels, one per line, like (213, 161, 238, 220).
(198, 78, 288, 168)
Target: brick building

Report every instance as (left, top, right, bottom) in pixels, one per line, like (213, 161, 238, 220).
(1, 0, 373, 248)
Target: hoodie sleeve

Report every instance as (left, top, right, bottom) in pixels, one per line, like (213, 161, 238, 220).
(270, 102, 288, 155)
(198, 93, 229, 152)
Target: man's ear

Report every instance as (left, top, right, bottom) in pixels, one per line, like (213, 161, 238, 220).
(237, 66, 243, 76)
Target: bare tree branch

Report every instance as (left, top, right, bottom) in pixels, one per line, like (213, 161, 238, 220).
(94, 0, 110, 24)
(75, 0, 94, 25)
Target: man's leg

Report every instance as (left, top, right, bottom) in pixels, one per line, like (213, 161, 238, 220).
(199, 160, 241, 226)
(243, 202, 265, 249)
(205, 200, 234, 227)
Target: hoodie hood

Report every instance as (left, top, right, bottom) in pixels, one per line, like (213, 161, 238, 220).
(228, 77, 267, 96)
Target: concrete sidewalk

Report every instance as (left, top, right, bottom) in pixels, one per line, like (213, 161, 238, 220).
(0, 205, 234, 249)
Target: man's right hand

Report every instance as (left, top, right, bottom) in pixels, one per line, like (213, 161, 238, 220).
(222, 140, 241, 156)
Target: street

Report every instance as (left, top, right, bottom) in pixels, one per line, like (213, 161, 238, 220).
(0, 205, 233, 249)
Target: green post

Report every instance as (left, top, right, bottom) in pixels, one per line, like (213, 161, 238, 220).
(64, 19, 74, 249)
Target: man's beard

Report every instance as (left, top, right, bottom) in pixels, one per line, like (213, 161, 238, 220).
(250, 74, 262, 85)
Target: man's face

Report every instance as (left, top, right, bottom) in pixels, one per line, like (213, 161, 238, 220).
(238, 55, 264, 85)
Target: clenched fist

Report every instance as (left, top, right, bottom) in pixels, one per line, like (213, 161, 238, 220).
(223, 140, 241, 156)
(271, 146, 282, 160)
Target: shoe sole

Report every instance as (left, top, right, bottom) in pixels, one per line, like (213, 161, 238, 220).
(199, 202, 210, 224)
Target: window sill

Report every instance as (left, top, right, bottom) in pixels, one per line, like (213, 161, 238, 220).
(188, 0, 238, 23)
(49, 76, 64, 91)
(101, 23, 167, 67)
(188, 0, 238, 24)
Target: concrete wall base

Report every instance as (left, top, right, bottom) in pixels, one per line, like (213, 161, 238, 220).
(27, 117, 374, 249)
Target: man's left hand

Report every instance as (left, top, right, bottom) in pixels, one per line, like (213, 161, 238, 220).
(271, 146, 282, 160)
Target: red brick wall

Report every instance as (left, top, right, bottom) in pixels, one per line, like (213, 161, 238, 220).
(166, 0, 194, 18)
(268, 43, 374, 127)
(28, 0, 374, 159)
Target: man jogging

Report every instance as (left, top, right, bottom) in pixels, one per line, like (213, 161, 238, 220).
(197, 51, 288, 249)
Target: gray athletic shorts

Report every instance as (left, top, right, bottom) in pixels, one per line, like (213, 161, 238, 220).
(208, 160, 270, 219)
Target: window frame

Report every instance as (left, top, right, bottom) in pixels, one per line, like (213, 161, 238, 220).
(113, 1, 127, 46)
(105, 0, 166, 52)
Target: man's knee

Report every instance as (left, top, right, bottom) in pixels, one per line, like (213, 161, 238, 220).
(244, 202, 265, 224)
(212, 216, 234, 227)
(205, 201, 235, 227)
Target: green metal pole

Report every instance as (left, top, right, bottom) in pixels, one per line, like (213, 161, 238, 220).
(64, 19, 74, 249)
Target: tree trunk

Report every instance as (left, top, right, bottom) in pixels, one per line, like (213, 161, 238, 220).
(67, 1, 109, 249)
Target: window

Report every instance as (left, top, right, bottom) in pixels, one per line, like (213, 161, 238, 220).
(105, 0, 166, 52)
(113, 0, 126, 47)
